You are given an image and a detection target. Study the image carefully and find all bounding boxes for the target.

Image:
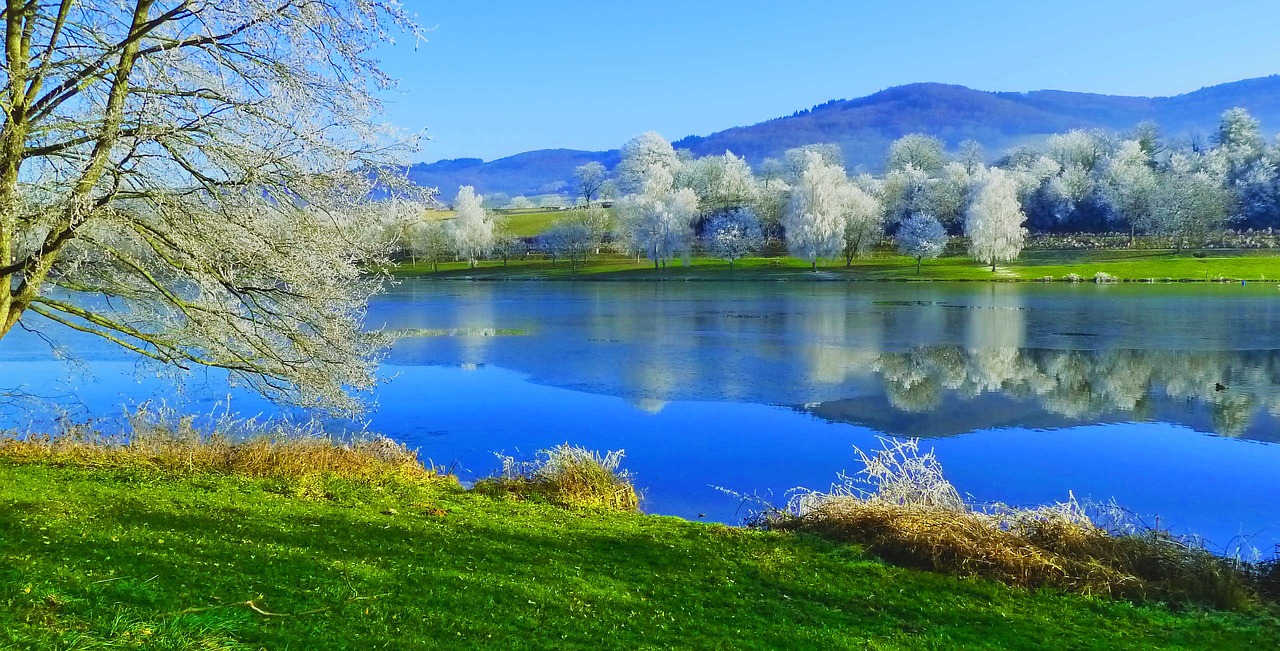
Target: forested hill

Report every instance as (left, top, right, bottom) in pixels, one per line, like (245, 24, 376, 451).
(409, 76, 1280, 197)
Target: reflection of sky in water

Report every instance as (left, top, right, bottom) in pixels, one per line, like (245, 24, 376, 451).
(3, 281, 1280, 552)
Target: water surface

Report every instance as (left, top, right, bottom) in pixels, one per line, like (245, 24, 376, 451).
(5, 281, 1280, 551)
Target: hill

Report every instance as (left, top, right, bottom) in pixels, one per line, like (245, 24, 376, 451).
(411, 76, 1280, 197)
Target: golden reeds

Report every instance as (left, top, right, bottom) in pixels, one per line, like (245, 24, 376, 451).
(766, 438, 1265, 609)
(474, 443, 639, 511)
(0, 408, 440, 485)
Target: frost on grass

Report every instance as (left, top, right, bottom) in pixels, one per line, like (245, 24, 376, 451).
(0, 405, 440, 486)
(767, 437, 1266, 609)
(475, 444, 640, 512)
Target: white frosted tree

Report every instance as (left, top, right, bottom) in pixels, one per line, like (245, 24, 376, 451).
(542, 221, 594, 273)
(840, 185, 884, 266)
(784, 151, 849, 271)
(450, 186, 495, 268)
(574, 162, 609, 206)
(407, 221, 454, 272)
(886, 134, 946, 174)
(0, 0, 424, 414)
(1101, 140, 1160, 240)
(896, 213, 948, 274)
(1151, 172, 1233, 250)
(615, 167, 698, 269)
(679, 151, 759, 216)
(492, 219, 526, 267)
(508, 196, 535, 210)
(704, 208, 763, 270)
(965, 169, 1028, 272)
(616, 132, 679, 195)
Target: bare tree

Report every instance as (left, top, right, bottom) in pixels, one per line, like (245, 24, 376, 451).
(0, 1, 425, 414)
(574, 162, 609, 206)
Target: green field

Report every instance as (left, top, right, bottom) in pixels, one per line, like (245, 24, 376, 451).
(427, 208, 587, 239)
(398, 248, 1280, 282)
(1, 462, 1275, 649)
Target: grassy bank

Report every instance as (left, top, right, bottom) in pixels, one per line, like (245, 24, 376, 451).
(397, 249, 1280, 282)
(1, 440, 1277, 648)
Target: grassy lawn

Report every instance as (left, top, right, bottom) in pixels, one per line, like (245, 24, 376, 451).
(397, 248, 1280, 282)
(426, 208, 587, 239)
(1, 462, 1276, 649)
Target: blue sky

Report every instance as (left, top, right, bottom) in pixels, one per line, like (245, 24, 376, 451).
(377, 0, 1280, 162)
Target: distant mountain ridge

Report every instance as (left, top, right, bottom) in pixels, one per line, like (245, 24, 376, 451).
(409, 76, 1280, 198)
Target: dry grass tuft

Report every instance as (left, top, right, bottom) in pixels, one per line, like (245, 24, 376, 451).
(474, 444, 639, 512)
(0, 407, 441, 485)
(764, 438, 1265, 609)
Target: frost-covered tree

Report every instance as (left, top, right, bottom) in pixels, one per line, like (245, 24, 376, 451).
(542, 220, 594, 273)
(615, 167, 698, 269)
(880, 164, 931, 227)
(0, 0, 424, 414)
(574, 162, 609, 206)
(679, 151, 758, 218)
(704, 208, 763, 269)
(450, 186, 495, 268)
(752, 176, 791, 241)
(840, 185, 884, 266)
(492, 219, 526, 267)
(1101, 140, 1160, 239)
(887, 134, 946, 174)
(1151, 172, 1233, 250)
(782, 144, 843, 181)
(407, 221, 454, 272)
(1215, 108, 1264, 160)
(1045, 129, 1111, 172)
(784, 151, 848, 271)
(965, 169, 1028, 271)
(896, 213, 947, 274)
(957, 140, 986, 173)
(616, 132, 679, 194)
(508, 196, 535, 210)
(926, 163, 973, 230)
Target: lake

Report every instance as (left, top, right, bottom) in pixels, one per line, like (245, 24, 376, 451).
(5, 280, 1280, 553)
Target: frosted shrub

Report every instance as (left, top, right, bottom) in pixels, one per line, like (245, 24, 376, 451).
(481, 444, 639, 511)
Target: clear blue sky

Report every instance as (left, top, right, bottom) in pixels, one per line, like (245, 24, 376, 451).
(377, 0, 1280, 162)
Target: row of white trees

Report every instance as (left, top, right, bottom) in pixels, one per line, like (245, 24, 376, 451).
(606, 132, 1027, 272)
(382, 109, 1267, 275)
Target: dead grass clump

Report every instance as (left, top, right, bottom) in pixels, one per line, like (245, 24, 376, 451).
(474, 444, 639, 511)
(765, 438, 1261, 609)
(1254, 559, 1280, 601)
(0, 407, 440, 485)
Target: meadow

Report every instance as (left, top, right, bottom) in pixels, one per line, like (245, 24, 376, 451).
(3, 459, 1277, 650)
(398, 248, 1280, 282)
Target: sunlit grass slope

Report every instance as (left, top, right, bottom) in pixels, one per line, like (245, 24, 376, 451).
(2, 459, 1277, 649)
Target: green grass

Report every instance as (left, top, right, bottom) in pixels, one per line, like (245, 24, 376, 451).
(1, 462, 1276, 649)
(495, 209, 581, 238)
(419, 208, 585, 239)
(398, 249, 1280, 282)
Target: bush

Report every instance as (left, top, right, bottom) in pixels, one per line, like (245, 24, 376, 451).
(474, 444, 639, 511)
(1064, 273, 1082, 283)
(1093, 272, 1118, 284)
(760, 438, 1266, 609)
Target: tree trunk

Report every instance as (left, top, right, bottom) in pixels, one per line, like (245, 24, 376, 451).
(991, 260, 996, 272)
(811, 260, 816, 273)
(917, 257, 922, 274)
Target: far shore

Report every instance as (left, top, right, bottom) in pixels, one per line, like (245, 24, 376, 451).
(394, 248, 1280, 283)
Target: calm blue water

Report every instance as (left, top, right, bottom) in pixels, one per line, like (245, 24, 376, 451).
(4, 281, 1280, 552)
